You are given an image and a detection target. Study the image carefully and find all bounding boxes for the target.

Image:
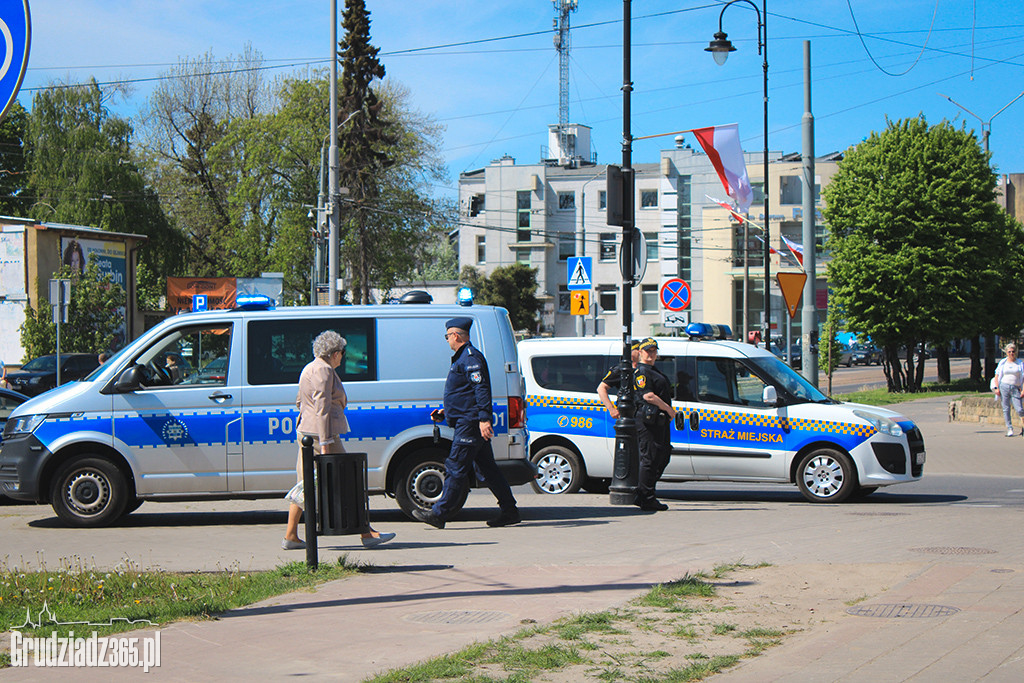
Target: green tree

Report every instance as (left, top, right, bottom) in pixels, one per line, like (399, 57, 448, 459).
(460, 264, 542, 332)
(822, 115, 1020, 392)
(817, 312, 845, 395)
(0, 100, 28, 216)
(20, 262, 126, 360)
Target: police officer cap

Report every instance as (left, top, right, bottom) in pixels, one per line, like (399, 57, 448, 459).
(638, 337, 659, 351)
(630, 340, 641, 351)
(445, 317, 473, 332)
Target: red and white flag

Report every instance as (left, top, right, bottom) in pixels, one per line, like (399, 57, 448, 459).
(781, 234, 804, 267)
(692, 123, 753, 212)
(707, 195, 747, 225)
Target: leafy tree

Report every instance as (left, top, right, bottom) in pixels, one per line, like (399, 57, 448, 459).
(822, 116, 1021, 392)
(20, 263, 126, 361)
(0, 100, 28, 215)
(460, 264, 542, 332)
(817, 312, 845, 395)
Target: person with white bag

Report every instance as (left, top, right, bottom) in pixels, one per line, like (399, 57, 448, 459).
(993, 343, 1024, 437)
(282, 330, 395, 550)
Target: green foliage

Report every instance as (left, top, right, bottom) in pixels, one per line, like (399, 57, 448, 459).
(0, 101, 28, 216)
(818, 312, 845, 377)
(822, 115, 1022, 392)
(460, 264, 542, 332)
(19, 263, 126, 360)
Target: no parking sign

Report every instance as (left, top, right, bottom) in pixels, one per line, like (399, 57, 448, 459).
(660, 278, 691, 311)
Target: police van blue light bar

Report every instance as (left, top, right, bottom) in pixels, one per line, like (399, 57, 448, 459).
(685, 322, 733, 340)
(457, 287, 474, 306)
(234, 294, 275, 311)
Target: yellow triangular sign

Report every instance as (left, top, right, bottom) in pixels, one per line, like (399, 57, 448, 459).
(776, 272, 807, 319)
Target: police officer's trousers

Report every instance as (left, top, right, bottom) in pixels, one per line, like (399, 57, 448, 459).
(636, 418, 671, 503)
(433, 420, 517, 518)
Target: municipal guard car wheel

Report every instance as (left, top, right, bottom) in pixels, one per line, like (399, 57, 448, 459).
(796, 448, 856, 503)
(50, 456, 129, 527)
(530, 446, 582, 495)
(395, 450, 468, 519)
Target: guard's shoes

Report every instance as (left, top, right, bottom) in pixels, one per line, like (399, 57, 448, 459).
(487, 508, 521, 527)
(361, 532, 396, 548)
(412, 508, 446, 529)
(635, 499, 669, 512)
(281, 538, 306, 550)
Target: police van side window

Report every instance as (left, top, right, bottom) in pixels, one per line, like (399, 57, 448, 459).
(247, 318, 377, 386)
(531, 354, 609, 394)
(137, 324, 232, 388)
(654, 356, 695, 401)
(695, 357, 770, 408)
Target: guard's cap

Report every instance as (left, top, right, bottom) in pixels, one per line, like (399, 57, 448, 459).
(638, 337, 659, 352)
(630, 340, 641, 351)
(445, 317, 473, 332)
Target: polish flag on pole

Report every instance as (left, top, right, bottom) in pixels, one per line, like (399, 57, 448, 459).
(780, 234, 804, 267)
(707, 195, 748, 225)
(692, 123, 753, 212)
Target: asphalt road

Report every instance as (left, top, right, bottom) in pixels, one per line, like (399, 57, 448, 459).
(823, 357, 972, 393)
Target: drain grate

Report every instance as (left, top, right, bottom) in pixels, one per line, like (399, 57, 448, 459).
(910, 546, 996, 555)
(404, 610, 512, 625)
(847, 603, 961, 619)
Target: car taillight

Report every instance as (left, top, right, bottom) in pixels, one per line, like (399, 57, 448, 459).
(508, 396, 525, 429)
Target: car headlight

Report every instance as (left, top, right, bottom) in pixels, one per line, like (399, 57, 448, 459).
(853, 409, 904, 437)
(5, 414, 46, 436)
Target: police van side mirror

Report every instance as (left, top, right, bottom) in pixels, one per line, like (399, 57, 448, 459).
(114, 365, 145, 392)
(762, 385, 778, 406)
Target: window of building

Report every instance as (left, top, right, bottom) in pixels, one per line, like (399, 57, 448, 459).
(779, 175, 801, 205)
(557, 285, 570, 313)
(677, 175, 691, 281)
(751, 181, 765, 204)
(600, 233, 617, 262)
(469, 194, 484, 217)
(598, 285, 617, 313)
(599, 190, 607, 210)
(644, 232, 658, 262)
(558, 233, 575, 261)
(641, 284, 658, 313)
(557, 191, 575, 210)
(476, 234, 486, 264)
(517, 190, 531, 241)
(640, 189, 658, 209)
(516, 248, 530, 265)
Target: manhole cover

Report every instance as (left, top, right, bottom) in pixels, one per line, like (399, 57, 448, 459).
(847, 603, 960, 618)
(910, 546, 996, 555)
(404, 610, 512, 625)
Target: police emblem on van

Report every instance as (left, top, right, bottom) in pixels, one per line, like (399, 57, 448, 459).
(161, 419, 189, 444)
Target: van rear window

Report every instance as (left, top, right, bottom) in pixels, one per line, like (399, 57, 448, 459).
(531, 355, 613, 394)
(247, 318, 376, 385)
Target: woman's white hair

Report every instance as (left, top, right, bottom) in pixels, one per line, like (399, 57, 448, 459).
(312, 330, 347, 360)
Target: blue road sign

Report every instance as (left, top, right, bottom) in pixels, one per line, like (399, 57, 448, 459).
(0, 2, 31, 122)
(660, 278, 691, 311)
(192, 294, 208, 312)
(567, 256, 592, 291)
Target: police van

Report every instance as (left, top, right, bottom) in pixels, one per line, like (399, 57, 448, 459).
(0, 299, 531, 526)
(518, 324, 925, 503)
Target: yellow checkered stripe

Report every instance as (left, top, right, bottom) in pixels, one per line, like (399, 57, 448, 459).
(527, 395, 605, 410)
(686, 408, 876, 438)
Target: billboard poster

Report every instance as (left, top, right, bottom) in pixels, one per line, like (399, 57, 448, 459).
(60, 237, 127, 288)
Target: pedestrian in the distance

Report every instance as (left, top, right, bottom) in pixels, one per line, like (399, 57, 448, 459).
(596, 340, 640, 418)
(282, 330, 395, 549)
(412, 317, 521, 529)
(633, 338, 677, 511)
(993, 342, 1024, 437)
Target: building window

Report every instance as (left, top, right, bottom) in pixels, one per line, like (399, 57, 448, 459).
(677, 175, 691, 281)
(641, 285, 658, 313)
(600, 233, 617, 262)
(640, 190, 658, 209)
(644, 232, 658, 262)
(598, 285, 617, 313)
(557, 191, 575, 210)
(779, 175, 801, 205)
(516, 248, 530, 265)
(599, 190, 607, 210)
(469, 194, 485, 217)
(558, 233, 575, 261)
(517, 190, 531, 241)
(558, 285, 570, 313)
(476, 234, 486, 264)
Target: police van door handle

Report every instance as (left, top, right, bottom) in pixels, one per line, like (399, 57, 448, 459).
(208, 392, 232, 403)
(689, 411, 699, 431)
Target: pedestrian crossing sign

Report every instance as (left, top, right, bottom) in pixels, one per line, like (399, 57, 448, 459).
(571, 290, 590, 315)
(567, 257, 592, 290)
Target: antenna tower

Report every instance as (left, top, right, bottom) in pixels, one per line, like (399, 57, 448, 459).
(553, 0, 578, 166)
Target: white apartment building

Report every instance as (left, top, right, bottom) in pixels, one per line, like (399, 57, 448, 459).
(458, 124, 839, 340)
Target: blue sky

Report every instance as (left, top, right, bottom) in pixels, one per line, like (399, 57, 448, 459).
(16, 1, 1024, 201)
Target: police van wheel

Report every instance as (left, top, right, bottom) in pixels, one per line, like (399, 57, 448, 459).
(50, 456, 129, 527)
(530, 446, 582, 495)
(395, 450, 467, 519)
(796, 448, 856, 503)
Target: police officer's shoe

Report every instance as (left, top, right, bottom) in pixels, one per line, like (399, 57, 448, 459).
(486, 507, 521, 527)
(636, 499, 669, 512)
(412, 508, 446, 529)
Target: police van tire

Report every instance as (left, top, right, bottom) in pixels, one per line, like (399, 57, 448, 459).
(530, 446, 582, 495)
(796, 448, 856, 503)
(50, 456, 129, 527)
(395, 450, 467, 519)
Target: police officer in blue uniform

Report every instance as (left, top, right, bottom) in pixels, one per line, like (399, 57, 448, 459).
(412, 317, 521, 529)
(634, 337, 677, 511)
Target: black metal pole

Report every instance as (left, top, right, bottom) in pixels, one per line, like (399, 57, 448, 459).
(301, 435, 318, 570)
(761, 0, 770, 347)
(610, 0, 639, 505)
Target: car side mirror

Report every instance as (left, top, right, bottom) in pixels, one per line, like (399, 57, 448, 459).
(674, 412, 686, 431)
(762, 385, 778, 406)
(114, 365, 145, 393)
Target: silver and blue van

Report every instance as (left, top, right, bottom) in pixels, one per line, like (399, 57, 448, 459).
(0, 301, 531, 526)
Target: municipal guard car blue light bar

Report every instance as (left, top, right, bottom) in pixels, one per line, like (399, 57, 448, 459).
(685, 323, 733, 340)
(234, 294, 275, 310)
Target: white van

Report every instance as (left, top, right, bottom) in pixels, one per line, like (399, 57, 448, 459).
(518, 325, 925, 503)
(0, 300, 531, 526)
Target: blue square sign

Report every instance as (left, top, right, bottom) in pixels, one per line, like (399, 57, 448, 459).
(192, 294, 208, 312)
(567, 257, 592, 291)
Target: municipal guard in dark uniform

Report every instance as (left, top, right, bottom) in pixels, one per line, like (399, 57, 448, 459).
(596, 340, 640, 418)
(412, 317, 521, 529)
(634, 337, 677, 511)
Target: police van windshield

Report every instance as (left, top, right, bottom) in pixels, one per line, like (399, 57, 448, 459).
(748, 355, 831, 404)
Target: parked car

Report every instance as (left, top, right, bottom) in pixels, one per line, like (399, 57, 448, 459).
(850, 344, 883, 366)
(786, 344, 802, 370)
(5, 354, 100, 397)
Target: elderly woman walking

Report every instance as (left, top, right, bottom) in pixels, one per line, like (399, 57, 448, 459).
(283, 330, 395, 549)
(993, 342, 1024, 438)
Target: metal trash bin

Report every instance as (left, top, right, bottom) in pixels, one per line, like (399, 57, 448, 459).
(315, 452, 370, 535)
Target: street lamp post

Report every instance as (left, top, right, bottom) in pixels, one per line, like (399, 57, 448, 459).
(706, 0, 769, 346)
(578, 170, 606, 336)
